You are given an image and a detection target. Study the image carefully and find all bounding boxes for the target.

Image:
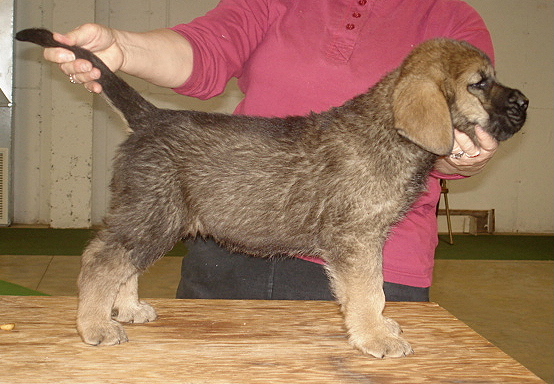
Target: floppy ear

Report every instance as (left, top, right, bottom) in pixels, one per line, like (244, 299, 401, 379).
(392, 75, 454, 156)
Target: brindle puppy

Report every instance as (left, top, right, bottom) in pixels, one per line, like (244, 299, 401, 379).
(17, 28, 528, 358)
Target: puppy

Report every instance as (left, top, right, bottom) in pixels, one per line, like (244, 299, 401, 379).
(16, 28, 528, 358)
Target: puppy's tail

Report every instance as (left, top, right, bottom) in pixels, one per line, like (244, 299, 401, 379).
(16, 28, 158, 129)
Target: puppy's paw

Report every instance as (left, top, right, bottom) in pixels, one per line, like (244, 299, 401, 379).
(111, 301, 157, 324)
(78, 319, 129, 346)
(382, 316, 403, 336)
(349, 319, 413, 358)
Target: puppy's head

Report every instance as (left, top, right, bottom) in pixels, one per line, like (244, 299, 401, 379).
(392, 39, 528, 156)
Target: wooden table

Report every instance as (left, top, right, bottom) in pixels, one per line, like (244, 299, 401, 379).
(0, 296, 544, 383)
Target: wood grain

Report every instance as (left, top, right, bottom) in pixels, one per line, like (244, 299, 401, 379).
(0, 296, 544, 383)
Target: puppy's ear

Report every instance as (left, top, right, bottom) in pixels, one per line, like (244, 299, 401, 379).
(392, 76, 454, 156)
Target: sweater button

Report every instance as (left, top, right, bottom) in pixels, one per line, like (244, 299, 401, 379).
(358, 0, 367, 5)
(346, 23, 355, 30)
(352, 12, 361, 18)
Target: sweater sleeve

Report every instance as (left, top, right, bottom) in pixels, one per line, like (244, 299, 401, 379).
(170, 0, 274, 99)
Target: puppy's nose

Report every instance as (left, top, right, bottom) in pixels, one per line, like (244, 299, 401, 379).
(510, 89, 529, 111)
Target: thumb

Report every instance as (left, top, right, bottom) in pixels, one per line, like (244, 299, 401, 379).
(61, 24, 107, 51)
(52, 31, 76, 46)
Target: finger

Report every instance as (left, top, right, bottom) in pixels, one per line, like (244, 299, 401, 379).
(47, 29, 94, 66)
(85, 82, 103, 94)
(58, 60, 92, 76)
(474, 126, 498, 152)
(453, 129, 481, 157)
(453, 130, 478, 152)
(64, 67, 101, 84)
(44, 46, 76, 64)
(58, 61, 80, 77)
(450, 142, 462, 154)
(59, 59, 99, 77)
(43, 31, 79, 64)
(67, 74, 102, 93)
(450, 130, 463, 154)
(72, 58, 93, 73)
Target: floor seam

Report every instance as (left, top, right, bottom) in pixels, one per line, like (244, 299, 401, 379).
(35, 256, 54, 292)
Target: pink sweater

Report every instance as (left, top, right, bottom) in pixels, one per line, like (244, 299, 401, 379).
(171, 0, 494, 287)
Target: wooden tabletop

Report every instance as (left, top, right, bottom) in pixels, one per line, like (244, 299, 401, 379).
(0, 296, 544, 383)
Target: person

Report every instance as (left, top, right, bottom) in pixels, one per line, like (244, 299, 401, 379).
(44, 0, 499, 302)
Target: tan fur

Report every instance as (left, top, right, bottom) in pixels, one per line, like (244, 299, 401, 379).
(16, 30, 528, 358)
(75, 39, 526, 357)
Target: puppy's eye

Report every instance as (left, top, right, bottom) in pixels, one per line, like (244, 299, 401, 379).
(469, 79, 490, 90)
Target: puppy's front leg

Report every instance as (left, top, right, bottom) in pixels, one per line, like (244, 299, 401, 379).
(326, 242, 413, 358)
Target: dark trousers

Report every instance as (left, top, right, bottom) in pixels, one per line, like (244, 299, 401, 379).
(176, 238, 429, 302)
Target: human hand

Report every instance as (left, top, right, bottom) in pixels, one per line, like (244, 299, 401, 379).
(434, 126, 499, 177)
(43, 23, 123, 93)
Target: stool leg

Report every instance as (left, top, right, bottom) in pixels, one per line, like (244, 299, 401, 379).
(441, 181, 454, 245)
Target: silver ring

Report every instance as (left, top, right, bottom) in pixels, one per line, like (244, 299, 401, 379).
(450, 151, 465, 159)
(69, 74, 77, 84)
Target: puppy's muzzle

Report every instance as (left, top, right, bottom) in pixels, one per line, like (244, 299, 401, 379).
(507, 89, 529, 123)
(489, 86, 528, 141)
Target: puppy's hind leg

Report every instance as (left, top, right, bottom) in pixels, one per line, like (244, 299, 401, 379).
(78, 145, 188, 345)
(111, 272, 157, 324)
(78, 214, 184, 345)
(77, 236, 139, 345)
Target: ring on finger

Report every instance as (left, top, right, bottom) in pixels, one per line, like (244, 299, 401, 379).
(69, 74, 78, 84)
(450, 151, 465, 160)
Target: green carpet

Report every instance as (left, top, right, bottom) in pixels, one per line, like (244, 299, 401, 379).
(0, 280, 48, 296)
(436, 234, 553, 260)
(0, 228, 187, 256)
(0, 228, 552, 260)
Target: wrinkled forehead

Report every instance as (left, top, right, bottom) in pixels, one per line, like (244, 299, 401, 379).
(402, 39, 493, 77)
(455, 54, 496, 83)
(443, 41, 495, 77)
